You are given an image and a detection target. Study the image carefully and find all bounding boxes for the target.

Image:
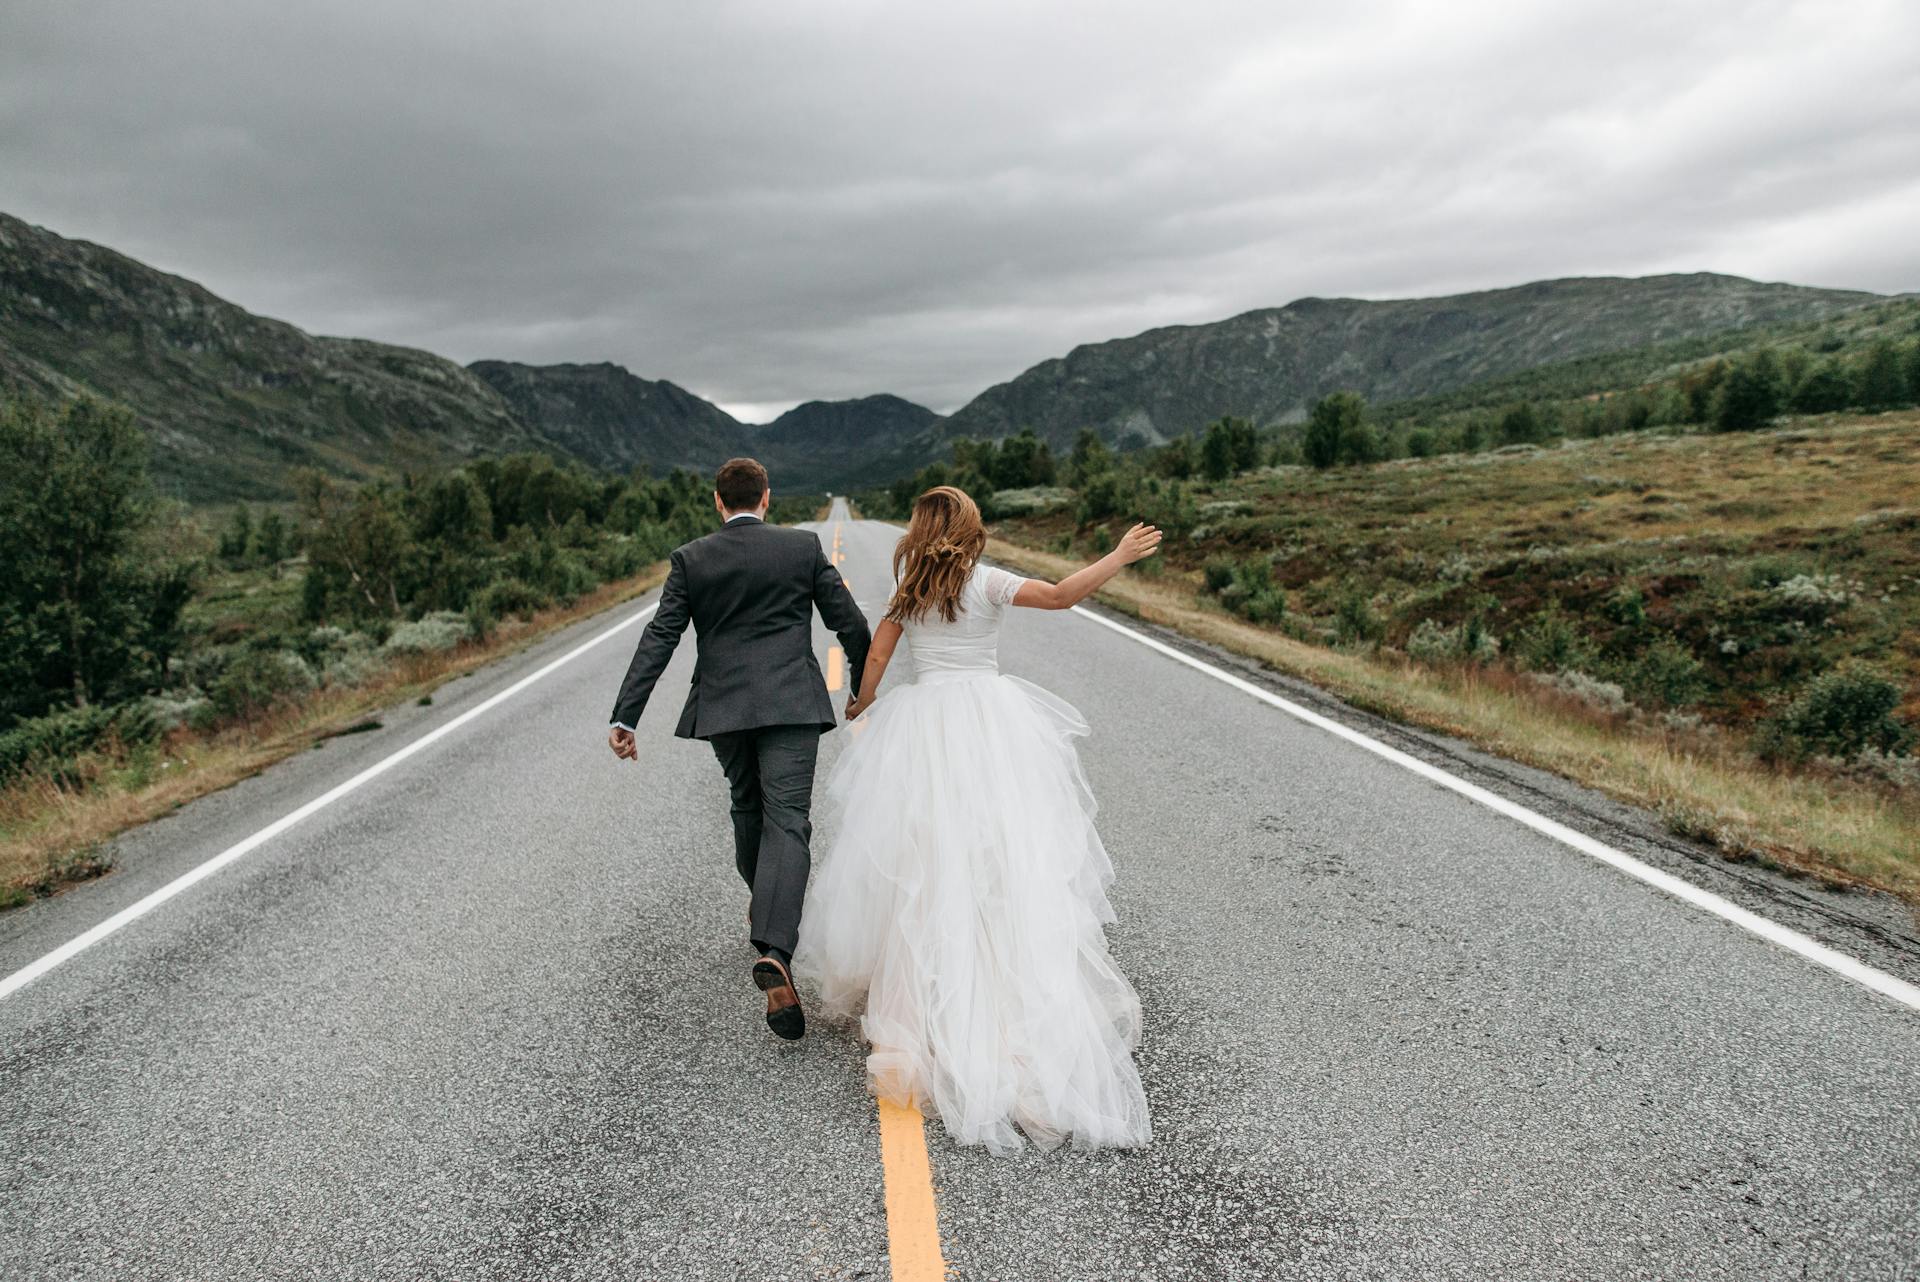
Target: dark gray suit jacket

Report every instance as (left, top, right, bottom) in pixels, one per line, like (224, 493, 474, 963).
(609, 517, 872, 739)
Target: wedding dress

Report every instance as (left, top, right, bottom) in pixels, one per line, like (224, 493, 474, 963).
(794, 564, 1152, 1155)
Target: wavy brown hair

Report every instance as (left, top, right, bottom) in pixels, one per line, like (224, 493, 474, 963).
(885, 486, 988, 624)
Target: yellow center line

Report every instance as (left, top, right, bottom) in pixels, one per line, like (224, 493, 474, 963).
(877, 1097, 947, 1280)
(826, 646, 844, 692)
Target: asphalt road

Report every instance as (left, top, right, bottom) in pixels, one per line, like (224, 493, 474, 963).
(3, 499, 1917, 1281)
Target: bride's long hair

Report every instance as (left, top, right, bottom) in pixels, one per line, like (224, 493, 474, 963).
(886, 486, 987, 624)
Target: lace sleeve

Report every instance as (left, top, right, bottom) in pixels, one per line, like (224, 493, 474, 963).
(980, 565, 1028, 607)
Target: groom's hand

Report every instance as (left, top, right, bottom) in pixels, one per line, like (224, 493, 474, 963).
(608, 726, 638, 760)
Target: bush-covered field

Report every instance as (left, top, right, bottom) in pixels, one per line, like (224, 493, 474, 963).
(0, 394, 822, 906)
(972, 410, 1919, 898)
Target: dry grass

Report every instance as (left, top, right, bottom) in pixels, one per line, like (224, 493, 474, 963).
(987, 536, 1920, 905)
(0, 563, 668, 907)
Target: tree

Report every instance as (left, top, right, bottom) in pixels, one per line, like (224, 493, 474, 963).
(414, 470, 494, 551)
(1859, 340, 1908, 409)
(297, 470, 413, 622)
(1790, 359, 1853, 414)
(0, 397, 157, 718)
(992, 430, 1055, 489)
(1155, 435, 1194, 480)
(1497, 402, 1547, 445)
(1200, 421, 1236, 481)
(1067, 428, 1112, 486)
(1304, 392, 1367, 468)
(1199, 416, 1260, 481)
(1712, 349, 1782, 432)
(1907, 341, 1920, 402)
(1685, 361, 1729, 423)
(219, 504, 255, 564)
(253, 510, 291, 568)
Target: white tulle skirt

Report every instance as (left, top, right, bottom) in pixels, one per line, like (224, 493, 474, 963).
(794, 668, 1152, 1156)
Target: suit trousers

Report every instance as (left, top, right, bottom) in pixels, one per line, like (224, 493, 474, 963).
(708, 724, 822, 958)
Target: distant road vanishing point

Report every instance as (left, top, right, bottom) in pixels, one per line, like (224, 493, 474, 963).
(2, 499, 1916, 1280)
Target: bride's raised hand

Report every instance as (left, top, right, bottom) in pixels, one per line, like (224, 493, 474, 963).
(1116, 522, 1163, 564)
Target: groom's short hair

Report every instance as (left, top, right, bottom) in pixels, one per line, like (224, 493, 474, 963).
(716, 457, 770, 512)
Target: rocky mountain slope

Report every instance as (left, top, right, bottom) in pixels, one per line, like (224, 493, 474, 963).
(757, 394, 944, 490)
(939, 274, 1885, 450)
(467, 359, 753, 477)
(0, 212, 545, 502)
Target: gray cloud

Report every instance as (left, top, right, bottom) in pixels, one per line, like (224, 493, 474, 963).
(4, 0, 1916, 419)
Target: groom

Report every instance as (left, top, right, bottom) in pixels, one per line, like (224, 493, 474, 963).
(606, 458, 871, 1041)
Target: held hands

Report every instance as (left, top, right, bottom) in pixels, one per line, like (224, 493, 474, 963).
(1115, 522, 1163, 564)
(845, 692, 871, 721)
(608, 725, 638, 761)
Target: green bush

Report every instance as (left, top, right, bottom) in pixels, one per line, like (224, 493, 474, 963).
(1406, 616, 1501, 664)
(1513, 601, 1599, 672)
(0, 702, 161, 785)
(1711, 350, 1782, 432)
(1758, 664, 1913, 761)
(208, 649, 315, 722)
(1333, 586, 1384, 645)
(1621, 637, 1707, 708)
(1201, 556, 1238, 594)
(1076, 473, 1128, 524)
(1240, 589, 1288, 625)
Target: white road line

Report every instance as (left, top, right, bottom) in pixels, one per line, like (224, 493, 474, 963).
(0, 601, 661, 1003)
(1067, 605, 1920, 1015)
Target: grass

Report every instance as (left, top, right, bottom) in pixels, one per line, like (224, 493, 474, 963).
(989, 411, 1920, 906)
(0, 562, 668, 909)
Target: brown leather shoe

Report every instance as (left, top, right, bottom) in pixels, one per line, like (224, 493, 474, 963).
(751, 956, 805, 1041)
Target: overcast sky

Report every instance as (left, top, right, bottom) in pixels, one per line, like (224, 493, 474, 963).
(4, 1, 1916, 420)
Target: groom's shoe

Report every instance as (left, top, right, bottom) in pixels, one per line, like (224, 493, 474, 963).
(752, 956, 805, 1041)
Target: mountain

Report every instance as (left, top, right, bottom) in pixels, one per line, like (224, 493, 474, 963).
(467, 359, 753, 477)
(2, 209, 1896, 501)
(462, 366, 943, 491)
(755, 394, 943, 490)
(0, 212, 546, 502)
(939, 274, 1884, 450)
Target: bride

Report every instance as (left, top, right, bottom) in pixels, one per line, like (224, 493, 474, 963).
(794, 485, 1160, 1155)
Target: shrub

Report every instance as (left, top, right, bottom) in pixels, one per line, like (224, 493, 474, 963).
(1828, 747, 1920, 793)
(1201, 556, 1238, 595)
(381, 610, 471, 656)
(1407, 618, 1462, 662)
(208, 649, 315, 722)
(1407, 616, 1501, 664)
(1498, 403, 1548, 445)
(1240, 589, 1289, 625)
(1621, 637, 1707, 708)
(1758, 664, 1913, 761)
(1528, 670, 1630, 715)
(990, 486, 1074, 518)
(1076, 472, 1127, 524)
(1602, 584, 1648, 627)
(1513, 601, 1599, 672)
(1768, 573, 1857, 620)
(1333, 586, 1384, 645)
(473, 577, 550, 625)
(0, 702, 160, 785)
